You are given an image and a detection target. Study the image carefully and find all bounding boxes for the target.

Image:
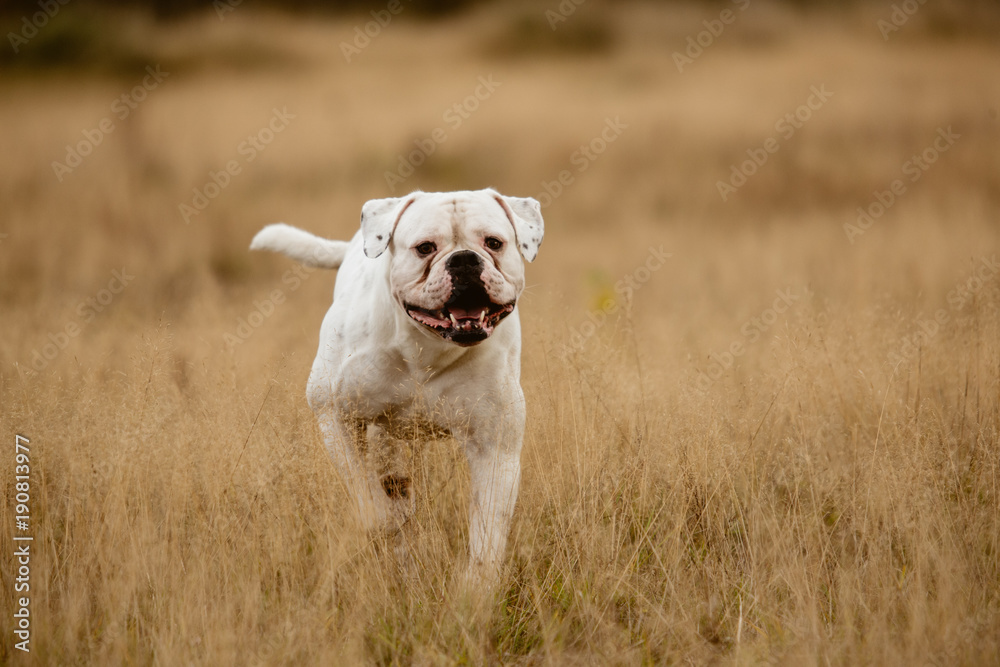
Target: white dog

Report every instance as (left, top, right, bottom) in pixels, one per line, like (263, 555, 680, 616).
(250, 188, 543, 581)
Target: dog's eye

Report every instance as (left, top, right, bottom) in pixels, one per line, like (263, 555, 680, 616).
(484, 237, 504, 251)
(415, 241, 436, 256)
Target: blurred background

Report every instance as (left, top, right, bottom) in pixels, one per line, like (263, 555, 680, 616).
(2, 0, 999, 333)
(1, 0, 998, 355)
(2, 1, 1000, 663)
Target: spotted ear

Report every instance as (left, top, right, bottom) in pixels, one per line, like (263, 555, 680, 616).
(492, 192, 544, 262)
(360, 193, 420, 259)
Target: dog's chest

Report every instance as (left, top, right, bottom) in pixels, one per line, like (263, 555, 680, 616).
(333, 347, 468, 423)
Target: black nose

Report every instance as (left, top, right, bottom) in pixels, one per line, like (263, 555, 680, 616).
(446, 251, 482, 270)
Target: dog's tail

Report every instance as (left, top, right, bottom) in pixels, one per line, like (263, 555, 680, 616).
(250, 223, 349, 270)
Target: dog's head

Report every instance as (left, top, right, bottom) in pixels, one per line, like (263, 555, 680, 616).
(360, 189, 543, 347)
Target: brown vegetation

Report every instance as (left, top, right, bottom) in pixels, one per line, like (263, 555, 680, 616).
(1, 2, 998, 664)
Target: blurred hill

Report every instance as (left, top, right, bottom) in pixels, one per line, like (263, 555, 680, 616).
(2, 0, 998, 79)
(2, 0, 999, 21)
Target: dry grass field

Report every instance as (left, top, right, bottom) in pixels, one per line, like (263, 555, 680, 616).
(2, 1, 999, 664)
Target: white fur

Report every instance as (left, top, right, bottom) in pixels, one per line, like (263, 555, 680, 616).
(249, 189, 543, 586)
(250, 223, 349, 269)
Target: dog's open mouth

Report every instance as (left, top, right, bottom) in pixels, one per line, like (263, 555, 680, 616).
(406, 291, 514, 346)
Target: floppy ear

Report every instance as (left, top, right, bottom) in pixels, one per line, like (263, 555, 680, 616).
(491, 191, 544, 262)
(360, 193, 419, 259)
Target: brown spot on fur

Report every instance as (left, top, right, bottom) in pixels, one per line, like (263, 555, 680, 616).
(382, 475, 411, 500)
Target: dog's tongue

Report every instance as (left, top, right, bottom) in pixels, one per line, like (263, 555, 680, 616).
(448, 306, 488, 321)
(409, 309, 450, 327)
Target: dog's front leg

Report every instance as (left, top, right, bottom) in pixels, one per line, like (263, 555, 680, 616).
(466, 446, 521, 580)
(463, 402, 525, 585)
(315, 410, 392, 532)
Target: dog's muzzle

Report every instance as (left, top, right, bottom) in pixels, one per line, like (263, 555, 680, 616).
(405, 251, 515, 346)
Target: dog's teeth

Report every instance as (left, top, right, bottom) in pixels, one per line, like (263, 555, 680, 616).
(478, 311, 486, 326)
(449, 313, 458, 328)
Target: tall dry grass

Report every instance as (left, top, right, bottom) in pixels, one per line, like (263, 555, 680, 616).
(1, 2, 999, 664)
